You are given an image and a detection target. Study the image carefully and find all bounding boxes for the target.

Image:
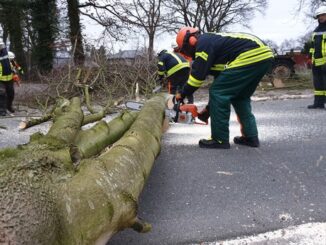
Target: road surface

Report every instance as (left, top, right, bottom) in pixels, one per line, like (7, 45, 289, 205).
(109, 98, 326, 245)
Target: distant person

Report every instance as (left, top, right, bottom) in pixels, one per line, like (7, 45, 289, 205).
(0, 42, 13, 116)
(308, 5, 326, 109)
(175, 27, 274, 149)
(157, 49, 193, 103)
(7, 51, 24, 113)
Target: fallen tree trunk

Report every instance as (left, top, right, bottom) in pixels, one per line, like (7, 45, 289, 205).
(0, 94, 167, 244)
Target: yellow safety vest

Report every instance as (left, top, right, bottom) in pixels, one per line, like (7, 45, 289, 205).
(310, 32, 326, 66)
(0, 64, 13, 81)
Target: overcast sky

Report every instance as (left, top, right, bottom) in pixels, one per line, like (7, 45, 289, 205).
(83, 0, 316, 51)
(246, 0, 314, 45)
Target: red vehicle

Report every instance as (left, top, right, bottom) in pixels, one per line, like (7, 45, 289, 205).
(270, 50, 312, 79)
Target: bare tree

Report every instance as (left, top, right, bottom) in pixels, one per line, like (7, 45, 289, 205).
(297, 0, 326, 14)
(165, 0, 267, 32)
(78, 0, 171, 60)
(263, 39, 279, 53)
(78, 0, 127, 41)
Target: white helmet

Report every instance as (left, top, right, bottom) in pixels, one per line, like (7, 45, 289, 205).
(315, 5, 326, 18)
(8, 51, 15, 60)
(171, 41, 178, 49)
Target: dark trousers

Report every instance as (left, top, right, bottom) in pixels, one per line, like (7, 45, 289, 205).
(312, 65, 326, 105)
(168, 68, 194, 103)
(209, 60, 273, 142)
(0, 80, 15, 114)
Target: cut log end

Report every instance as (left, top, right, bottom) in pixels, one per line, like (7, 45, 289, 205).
(70, 145, 82, 165)
(131, 218, 152, 233)
(19, 121, 27, 130)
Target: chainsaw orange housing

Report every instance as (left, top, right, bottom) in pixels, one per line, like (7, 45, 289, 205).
(13, 74, 20, 82)
(179, 104, 198, 118)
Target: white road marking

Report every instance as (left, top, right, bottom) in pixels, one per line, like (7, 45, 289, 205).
(202, 222, 326, 245)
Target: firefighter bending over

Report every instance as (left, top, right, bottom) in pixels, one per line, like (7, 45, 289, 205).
(175, 27, 274, 149)
(157, 49, 193, 103)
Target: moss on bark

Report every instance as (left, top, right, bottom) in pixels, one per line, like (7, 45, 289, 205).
(0, 94, 167, 244)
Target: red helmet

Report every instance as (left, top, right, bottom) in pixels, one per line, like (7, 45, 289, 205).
(176, 27, 199, 49)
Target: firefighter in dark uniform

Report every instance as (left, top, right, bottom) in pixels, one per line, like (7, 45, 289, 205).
(175, 27, 274, 149)
(308, 5, 326, 109)
(0, 42, 13, 116)
(157, 49, 193, 103)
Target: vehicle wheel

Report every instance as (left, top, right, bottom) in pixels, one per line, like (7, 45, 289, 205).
(271, 62, 294, 79)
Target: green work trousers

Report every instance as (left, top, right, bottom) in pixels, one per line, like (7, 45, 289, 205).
(209, 60, 272, 142)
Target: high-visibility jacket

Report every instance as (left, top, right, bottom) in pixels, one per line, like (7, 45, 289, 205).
(309, 23, 326, 67)
(0, 49, 13, 81)
(157, 51, 190, 78)
(187, 32, 274, 88)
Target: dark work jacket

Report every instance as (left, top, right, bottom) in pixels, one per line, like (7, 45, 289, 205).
(311, 22, 326, 66)
(184, 32, 274, 92)
(157, 51, 190, 79)
(0, 48, 13, 80)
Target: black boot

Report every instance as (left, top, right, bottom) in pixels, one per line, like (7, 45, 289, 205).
(233, 136, 260, 147)
(307, 104, 325, 109)
(199, 138, 230, 149)
(307, 95, 325, 109)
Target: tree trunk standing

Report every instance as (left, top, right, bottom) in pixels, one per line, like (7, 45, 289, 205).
(1, 4, 26, 70)
(30, 0, 57, 73)
(67, 0, 85, 66)
(148, 33, 155, 61)
(0, 94, 167, 244)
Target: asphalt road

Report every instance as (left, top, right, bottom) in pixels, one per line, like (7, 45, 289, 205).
(109, 98, 326, 245)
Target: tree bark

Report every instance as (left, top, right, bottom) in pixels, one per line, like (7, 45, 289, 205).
(0, 94, 167, 244)
(67, 0, 85, 66)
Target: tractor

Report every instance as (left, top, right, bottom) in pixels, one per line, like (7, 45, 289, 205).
(270, 49, 312, 79)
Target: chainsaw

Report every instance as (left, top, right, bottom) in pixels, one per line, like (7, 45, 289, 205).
(125, 98, 207, 124)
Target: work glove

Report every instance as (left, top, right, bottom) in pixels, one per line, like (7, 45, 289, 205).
(172, 92, 185, 105)
(197, 105, 210, 124)
(13, 74, 21, 86)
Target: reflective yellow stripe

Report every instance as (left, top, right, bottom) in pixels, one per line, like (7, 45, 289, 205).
(209, 32, 274, 68)
(0, 74, 13, 81)
(158, 61, 163, 66)
(166, 63, 190, 77)
(187, 74, 203, 87)
(227, 48, 274, 69)
(167, 51, 183, 64)
(0, 65, 13, 81)
(314, 58, 326, 66)
(311, 31, 326, 66)
(218, 32, 265, 46)
(315, 90, 324, 96)
(210, 64, 226, 71)
(159, 52, 190, 76)
(236, 46, 271, 60)
(157, 71, 164, 75)
(195, 51, 208, 61)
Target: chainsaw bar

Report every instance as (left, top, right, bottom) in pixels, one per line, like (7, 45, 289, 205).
(125, 100, 197, 124)
(125, 101, 144, 111)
